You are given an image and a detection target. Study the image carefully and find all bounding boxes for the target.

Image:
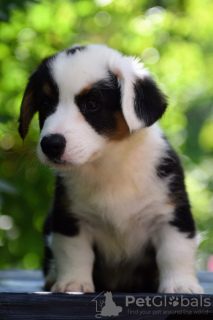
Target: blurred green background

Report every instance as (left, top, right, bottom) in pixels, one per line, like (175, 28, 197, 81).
(0, 0, 212, 271)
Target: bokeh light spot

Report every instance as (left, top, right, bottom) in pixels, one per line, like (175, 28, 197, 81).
(142, 47, 159, 64)
(0, 215, 13, 230)
(94, 11, 111, 27)
(0, 133, 15, 150)
(94, 0, 113, 6)
(15, 46, 29, 60)
(18, 28, 36, 43)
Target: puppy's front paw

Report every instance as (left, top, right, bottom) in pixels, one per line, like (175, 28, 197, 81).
(51, 280, 95, 293)
(158, 278, 204, 294)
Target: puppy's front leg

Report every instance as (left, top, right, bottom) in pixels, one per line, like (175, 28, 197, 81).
(153, 224, 203, 294)
(51, 226, 95, 293)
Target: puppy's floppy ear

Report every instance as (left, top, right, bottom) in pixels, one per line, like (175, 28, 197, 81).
(114, 56, 167, 132)
(19, 74, 38, 139)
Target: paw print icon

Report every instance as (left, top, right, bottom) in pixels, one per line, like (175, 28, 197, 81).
(168, 296, 179, 307)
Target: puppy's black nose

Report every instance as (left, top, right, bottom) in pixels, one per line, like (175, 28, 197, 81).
(40, 134, 66, 160)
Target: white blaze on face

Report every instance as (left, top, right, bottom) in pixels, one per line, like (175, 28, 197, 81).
(37, 102, 107, 166)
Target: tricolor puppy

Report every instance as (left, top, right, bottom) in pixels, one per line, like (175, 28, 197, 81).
(19, 44, 203, 293)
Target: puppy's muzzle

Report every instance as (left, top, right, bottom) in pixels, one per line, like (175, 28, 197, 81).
(40, 134, 66, 161)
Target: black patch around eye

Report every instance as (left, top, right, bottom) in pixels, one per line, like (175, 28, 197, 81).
(31, 56, 59, 130)
(66, 45, 86, 55)
(82, 99, 100, 113)
(75, 72, 122, 136)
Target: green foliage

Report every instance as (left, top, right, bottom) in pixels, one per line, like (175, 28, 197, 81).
(0, 0, 212, 270)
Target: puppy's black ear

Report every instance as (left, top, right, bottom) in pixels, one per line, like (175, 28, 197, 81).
(19, 74, 38, 139)
(133, 76, 167, 128)
(111, 55, 167, 132)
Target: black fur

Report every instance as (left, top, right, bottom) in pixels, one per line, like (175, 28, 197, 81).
(19, 55, 59, 138)
(43, 245, 54, 277)
(93, 244, 158, 293)
(75, 72, 122, 136)
(156, 149, 178, 178)
(66, 45, 86, 55)
(170, 204, 195, 239)
(157, 145, 196, 238)
(18, 78, 37, 139)
(36, 58, 59, 130)
(43, 212, 53, 277)
(43, 176, 79, 277)
(134, 77, 167, 127)
(51, 176, 79, 236)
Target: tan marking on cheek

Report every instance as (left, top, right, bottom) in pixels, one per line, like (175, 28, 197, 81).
(109, 111, 130, 141)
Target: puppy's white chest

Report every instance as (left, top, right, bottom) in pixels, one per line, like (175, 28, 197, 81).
(62, 159, 172, 262)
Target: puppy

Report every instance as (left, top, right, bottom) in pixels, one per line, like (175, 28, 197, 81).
(19, 44, 203, 294)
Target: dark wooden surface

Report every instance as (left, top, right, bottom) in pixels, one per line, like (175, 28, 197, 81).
(0, 270, 213, 293)
(0, 270, 213, 319)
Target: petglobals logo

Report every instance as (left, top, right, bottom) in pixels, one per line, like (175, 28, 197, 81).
(92, 291, 122, 318)
(125, 295, 211, 308)
(91, 292, 210, 318)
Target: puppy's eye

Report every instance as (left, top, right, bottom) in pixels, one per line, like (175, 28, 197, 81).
(84, 100, 99, 112)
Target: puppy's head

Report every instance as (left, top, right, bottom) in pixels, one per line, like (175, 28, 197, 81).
(19, 44, 167, 169)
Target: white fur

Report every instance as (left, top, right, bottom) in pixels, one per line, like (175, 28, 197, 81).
(51, 227, 95, 293)
(37, 102, 107, 167)
(62, 125, 171, 263)
(153, 226, 202, 293)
